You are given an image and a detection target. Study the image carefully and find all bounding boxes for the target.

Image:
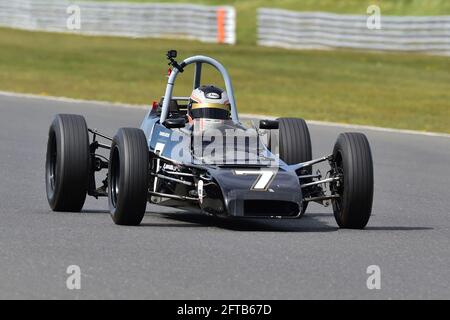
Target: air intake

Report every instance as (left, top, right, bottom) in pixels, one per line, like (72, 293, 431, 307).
(243, 200, 299, 217)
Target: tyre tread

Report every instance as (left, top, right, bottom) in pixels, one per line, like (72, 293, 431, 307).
(109, 128, 148, 226)
(333, 132, 373, 229)
(46, 114, 89, 212)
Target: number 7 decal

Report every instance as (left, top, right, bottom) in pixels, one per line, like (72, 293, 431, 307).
(233, 170, 276, 191)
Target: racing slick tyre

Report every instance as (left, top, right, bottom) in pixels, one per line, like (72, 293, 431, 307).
(331, 133, 374, 229)
(277, 118, 312, 216)
(45, 114, 90, 212)
(108, 128, 148, 226)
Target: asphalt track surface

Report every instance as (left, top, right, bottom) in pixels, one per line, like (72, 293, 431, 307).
(0, 93, 449, 299)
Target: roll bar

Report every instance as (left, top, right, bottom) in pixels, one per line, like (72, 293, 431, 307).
(160, 55, 239, 123)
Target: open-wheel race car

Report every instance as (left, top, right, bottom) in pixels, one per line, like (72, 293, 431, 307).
(45, 51, 374, 229)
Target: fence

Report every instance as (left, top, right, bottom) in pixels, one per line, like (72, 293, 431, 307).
(258, 8, 450, 56)
(0, 0, 236, 44)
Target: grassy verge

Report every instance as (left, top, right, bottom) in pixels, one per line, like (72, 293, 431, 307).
(0, 27, 449, 133)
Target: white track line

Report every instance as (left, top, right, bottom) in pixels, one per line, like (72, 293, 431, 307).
(0, 90, 148, 109)
(1, 90, 449, 138)
(242, 113, 450, 138)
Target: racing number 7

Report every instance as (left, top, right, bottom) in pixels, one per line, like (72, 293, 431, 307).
(233, 170, 276, 191)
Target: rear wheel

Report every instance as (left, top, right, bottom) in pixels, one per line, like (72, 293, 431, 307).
(277, 118, 312, 216)
(45, 114, 90, 212)
(108, 128, 149, 226)
(331, 133, 374, 229)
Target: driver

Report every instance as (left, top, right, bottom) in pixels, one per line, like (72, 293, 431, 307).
(187, 85, 231, 126)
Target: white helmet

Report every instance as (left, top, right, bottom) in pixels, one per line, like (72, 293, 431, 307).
(188, 85, 230, 120)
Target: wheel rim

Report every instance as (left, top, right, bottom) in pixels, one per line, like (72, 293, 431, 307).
(46, 131, 57, 194)
(331, 150, 344, 217)
(110, 146, 120, 208)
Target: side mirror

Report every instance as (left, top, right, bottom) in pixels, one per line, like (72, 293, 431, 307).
(164, 117, 186, 129)
(259, 119, 279, 130)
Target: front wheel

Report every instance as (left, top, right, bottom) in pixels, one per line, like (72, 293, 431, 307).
(331, 132, 374, 229)
(108, 128, 149, 226)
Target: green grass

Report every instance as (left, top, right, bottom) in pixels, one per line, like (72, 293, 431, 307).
(91, 0, 450, 44)
(1, 27, 449, 133)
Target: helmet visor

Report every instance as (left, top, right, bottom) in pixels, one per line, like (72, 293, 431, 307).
(190, 103, 230, 120)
